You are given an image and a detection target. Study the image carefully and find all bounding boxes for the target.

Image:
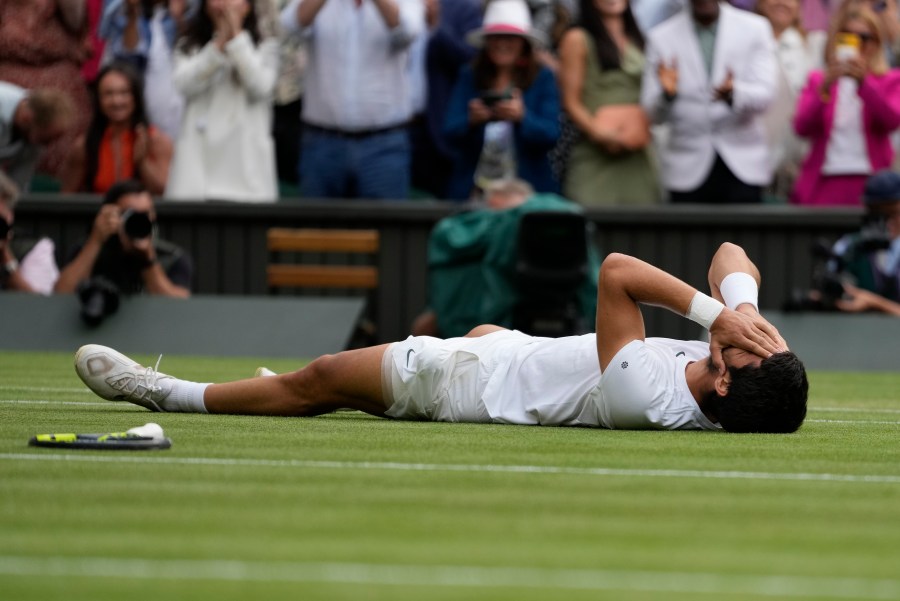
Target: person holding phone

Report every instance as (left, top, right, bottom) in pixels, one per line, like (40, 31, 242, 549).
(792, 4, 900, 205)
(444, 0, 561, 201)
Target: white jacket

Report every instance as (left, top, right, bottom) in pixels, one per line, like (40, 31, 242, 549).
(641, 4, 777, 191)
(166, 32, 279, 202)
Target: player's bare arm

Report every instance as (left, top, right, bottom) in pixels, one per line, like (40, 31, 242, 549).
(596, 249, 785, 373)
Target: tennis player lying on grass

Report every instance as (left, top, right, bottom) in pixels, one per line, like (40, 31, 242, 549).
(75, 242, 808, 433)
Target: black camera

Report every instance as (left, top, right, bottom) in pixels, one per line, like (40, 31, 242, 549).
(480, 88, 513, 107)
(784, 230, 892, 312)
(77, 277, 121, 326)
(121, 210, 154, 240)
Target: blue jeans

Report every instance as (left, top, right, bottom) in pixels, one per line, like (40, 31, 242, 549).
(299, 127, 410, 200)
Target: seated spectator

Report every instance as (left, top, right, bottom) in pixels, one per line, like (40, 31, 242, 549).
(641, 0, 777, 204)
(0, 172, 59, 295)
(792, 5, 900, 205)
(444, 0, 561, 201)
(827, 169, 900, 314)
(60, 62, 173, 195)
(165, 0, 279, 202)
(557, 0, 659, 205)
(0, 0, 91, 185)
(0, 83, 76, 192)
(757, 0, 826, 198)
(55, 179, 192, 298)
(413, 178, 600, 337)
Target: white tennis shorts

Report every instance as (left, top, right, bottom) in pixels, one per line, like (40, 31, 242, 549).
(380, 330, 532, 422)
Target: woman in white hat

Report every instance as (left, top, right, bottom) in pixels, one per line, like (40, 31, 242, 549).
(444, 0, 561, 201)
(557, 0, 659, 205)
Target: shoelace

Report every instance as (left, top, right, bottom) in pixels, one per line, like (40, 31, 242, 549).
(115, 354, 164, 402)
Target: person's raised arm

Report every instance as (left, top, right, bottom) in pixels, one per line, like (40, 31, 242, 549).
(297, 0, 329, 28)
(706, 242, 787, 366)
(596, 251, 785, 374)
(54, 206, 121, 294)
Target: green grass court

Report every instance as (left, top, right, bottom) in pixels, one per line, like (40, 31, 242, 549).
(1, 350, 899, 601)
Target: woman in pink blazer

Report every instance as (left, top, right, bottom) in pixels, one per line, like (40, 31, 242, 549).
(792, 5, 900, 206)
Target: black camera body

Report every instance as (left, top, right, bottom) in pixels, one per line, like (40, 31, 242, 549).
(785, 229, 892, 312)
(77, 277, 121, 326)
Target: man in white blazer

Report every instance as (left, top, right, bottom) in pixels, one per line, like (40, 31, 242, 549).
(641, 0, 778, 203)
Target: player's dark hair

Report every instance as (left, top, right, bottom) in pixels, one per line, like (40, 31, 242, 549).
(711, 352, 808, 433)
(103, 179, 148, 206)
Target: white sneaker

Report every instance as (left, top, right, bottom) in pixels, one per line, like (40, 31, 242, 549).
(75, 344, 174, 412)
(255, 367, 276, 377)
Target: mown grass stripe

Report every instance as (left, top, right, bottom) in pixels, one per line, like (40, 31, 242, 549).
(0, 556, 897, 599)
(2, 453, 899, 484)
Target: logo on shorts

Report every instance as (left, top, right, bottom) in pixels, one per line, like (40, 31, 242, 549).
(621, 361, 628, 369)
(406, 349, 415, 367)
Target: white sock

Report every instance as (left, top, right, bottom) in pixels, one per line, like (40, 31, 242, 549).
(161, 380, 210, 413)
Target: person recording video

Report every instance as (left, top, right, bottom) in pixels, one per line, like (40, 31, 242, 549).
(55, 180, 192, 323)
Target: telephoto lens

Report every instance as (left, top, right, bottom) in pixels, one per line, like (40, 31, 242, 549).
(122, 210, 153, 240)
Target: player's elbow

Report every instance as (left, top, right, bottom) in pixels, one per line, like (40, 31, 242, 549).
(599, 253, 633, 288)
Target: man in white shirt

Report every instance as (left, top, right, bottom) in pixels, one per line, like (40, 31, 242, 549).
(280, 0, 426, 200)
(75, 242, 807, 434)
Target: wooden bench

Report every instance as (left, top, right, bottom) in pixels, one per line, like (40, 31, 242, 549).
(266, 228, 380, 291)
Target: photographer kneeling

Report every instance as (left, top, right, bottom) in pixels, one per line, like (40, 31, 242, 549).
(55, 180, 192, 322)
(828, 170, 900, 316)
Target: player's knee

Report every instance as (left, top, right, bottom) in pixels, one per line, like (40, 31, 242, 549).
(281, 354, 338, 414)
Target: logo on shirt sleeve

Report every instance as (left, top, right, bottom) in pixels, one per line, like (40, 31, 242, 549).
(676, 351, 685, 357)
(621, 361, 628, 369)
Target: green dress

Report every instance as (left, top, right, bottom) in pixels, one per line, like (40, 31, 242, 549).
(564, 32, 660, 206)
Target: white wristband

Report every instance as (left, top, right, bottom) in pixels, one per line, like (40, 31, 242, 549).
(720, 272, 759, 312)
(686, 291, 725, 330)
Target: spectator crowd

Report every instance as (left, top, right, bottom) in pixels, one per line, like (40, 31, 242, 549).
(3, 0, 900, 316)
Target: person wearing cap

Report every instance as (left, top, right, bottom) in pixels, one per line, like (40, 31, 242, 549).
(443, 0, 561, 201)
(279, 0, 426, 200)
(827, 169, 900, 315)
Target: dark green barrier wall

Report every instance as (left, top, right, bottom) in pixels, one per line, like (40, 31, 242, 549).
(15, 195, 863, 343)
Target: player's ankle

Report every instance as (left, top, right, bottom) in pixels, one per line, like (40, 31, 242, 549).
(160, 380, 209, 413)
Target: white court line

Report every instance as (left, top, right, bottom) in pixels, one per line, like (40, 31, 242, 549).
(807, 419, 900, 425)
(0, 400, 121, 407)
(812, 407, 900, 414)
(0, 386, 89, 394)
(0, 556, 897, 599)
(2, 453, 899, 484)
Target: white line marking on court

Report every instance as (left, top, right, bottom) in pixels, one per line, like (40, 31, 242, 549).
(0, 386, 89, 394)
(0, 400, 121, 407)
(807, 419, 900, 425)
(2, 453, 899, 484)
(0, 556, 897, 599)
(811, 407, 900, 414)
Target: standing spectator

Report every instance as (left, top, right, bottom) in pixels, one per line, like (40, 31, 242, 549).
(444, 0, 561, 201)
(641, 0, 778, 203)
(631, 0, 685, 33)
(280, 0, 425, 200)
(757, 0, 826, 198)
(410, 0, 483, 198)
(61, 62, 173, 195)
(0, 0, 91, 184)
(165, 0, 279, 202)
(82, 0, 108, 85)
(0, 172, 59, 295)
(558, 0, 659, 205)
(792, 5, 900, 204)
(99, 0, 194, 139)
(55, 179, 192, 298)
(0, 83, 76, 192)
(272, 0, 309, 196)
